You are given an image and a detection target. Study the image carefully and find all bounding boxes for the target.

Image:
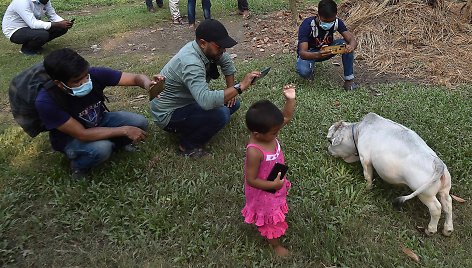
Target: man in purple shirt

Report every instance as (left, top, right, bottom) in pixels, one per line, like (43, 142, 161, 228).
(35, 48, 162, 180)
(296, 0, 358, 90)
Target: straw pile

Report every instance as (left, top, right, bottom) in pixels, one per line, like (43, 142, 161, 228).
(338, 0, 472, 86)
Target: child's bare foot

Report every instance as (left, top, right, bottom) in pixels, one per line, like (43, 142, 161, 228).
(273, 244, 289, 258)
(268, 238, 289, 258)
(189, 23, 195, 28)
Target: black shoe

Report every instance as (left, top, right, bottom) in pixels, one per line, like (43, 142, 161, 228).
(20, 47, 41, 55)
(71, 168, 89, 181)
(177, 147, 209, 158)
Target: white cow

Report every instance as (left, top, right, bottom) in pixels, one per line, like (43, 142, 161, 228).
(327, 112, 453, 236)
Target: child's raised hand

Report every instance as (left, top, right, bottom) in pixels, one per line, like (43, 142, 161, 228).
(283, 84, 296, 100)
(273, 172, 285, 190)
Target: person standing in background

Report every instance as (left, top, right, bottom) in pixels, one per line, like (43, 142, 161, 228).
(237, 0, 250, 19)
(146, 0, 163, 12)
(187, 0, 211, 28)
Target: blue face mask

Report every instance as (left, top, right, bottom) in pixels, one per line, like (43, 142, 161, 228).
(62, 75, 93, 97)
(319, 21, 335, 31)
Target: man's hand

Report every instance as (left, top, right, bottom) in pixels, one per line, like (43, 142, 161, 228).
(317, 47, 333, 59)
(240, 71, 261, 92)
(226, 97, 238, 108)
(148, 74, 165, 91)
(345, 44, 354, 53)
(52, 20, 73, 29)
(122, 126, 147, 143)
(283, 84, 296, 100)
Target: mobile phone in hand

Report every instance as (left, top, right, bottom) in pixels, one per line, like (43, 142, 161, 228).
(265, 162, 289, 193)
(251, 67, 271, 85)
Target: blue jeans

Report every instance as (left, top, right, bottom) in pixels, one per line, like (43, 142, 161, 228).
(164, 100, 240, 150)
(188, 0, 211, 24)
(296, 39, 354, 81)
(145, 0, 163, 8)
(64, 111, 148, 171)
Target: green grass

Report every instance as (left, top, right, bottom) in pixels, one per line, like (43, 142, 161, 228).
(1, 0, 472, 267)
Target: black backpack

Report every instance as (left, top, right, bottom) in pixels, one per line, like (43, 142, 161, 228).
(9, 63, 109, 138)
(9, 63, 56, 137)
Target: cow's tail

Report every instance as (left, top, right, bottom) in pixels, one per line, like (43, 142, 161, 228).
(393, 157, 444, 209)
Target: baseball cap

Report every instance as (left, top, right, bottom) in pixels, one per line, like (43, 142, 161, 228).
(196, 19, 238, 48)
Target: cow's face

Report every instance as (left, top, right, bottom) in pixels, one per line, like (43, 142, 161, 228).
(327, 121, 360, 163)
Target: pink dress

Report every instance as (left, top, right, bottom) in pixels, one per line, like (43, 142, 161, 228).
(241, 139, 291, 239)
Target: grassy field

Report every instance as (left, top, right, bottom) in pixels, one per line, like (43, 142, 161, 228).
(1, 0, 472, 267)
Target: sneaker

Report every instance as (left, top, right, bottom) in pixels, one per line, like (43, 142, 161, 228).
(71, 168, 89, 181)
(148, 7, 156, 12)
(177, 147, 209, 158)
(20, 47, 41, 55)
(172, 17, 183, 25)
(343, 80, 359, 91)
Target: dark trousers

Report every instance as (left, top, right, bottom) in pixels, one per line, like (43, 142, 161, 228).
(164, 100, 240, 150)
(10, 27, 68, 52)
(145, 0, 163, 8)
(238, 0, 249, 11)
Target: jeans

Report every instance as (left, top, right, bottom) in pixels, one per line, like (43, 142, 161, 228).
(145, 0, 163, 8)
(10, 27, 68, 52)
(238, 0, 249, 11)
(64, 111, 148, 171)
(188, 0, 211, 24)
(163, 100, 240, 150)
(296, 39, 354, 81)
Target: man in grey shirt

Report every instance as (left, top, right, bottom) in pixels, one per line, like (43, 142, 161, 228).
(150, 19, 260, 157)
(2, 0, 73, 55)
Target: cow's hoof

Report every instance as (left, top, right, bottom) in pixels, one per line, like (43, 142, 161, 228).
(425, 229, 437, 236)
(442, 228, 453, 237)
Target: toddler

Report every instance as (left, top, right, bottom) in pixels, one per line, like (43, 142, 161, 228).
(241, 84, 296, 257)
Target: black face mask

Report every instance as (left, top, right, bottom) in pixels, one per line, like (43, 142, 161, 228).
(39, 0, 49, 4)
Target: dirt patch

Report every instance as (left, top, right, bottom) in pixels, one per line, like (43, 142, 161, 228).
(80, 7, 410, 87)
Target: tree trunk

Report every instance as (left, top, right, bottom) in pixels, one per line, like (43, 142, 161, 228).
(288, 0, 298, 26)
(463, 0, 472, 23)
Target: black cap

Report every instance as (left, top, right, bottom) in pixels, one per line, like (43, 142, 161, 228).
(196, 19, 238, 48)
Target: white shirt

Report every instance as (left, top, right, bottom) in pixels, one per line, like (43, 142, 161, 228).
(2, 0, 64, 39)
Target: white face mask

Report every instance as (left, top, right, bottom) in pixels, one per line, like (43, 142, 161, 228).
(319, 21, 335, 30)
(62, 75, 93, 97)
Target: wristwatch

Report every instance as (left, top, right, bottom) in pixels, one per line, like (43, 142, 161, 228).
(234, 83, 243, 94)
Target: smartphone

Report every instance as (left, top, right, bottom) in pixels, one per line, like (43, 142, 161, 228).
(149, 81, 165, 100)
(251, 67, 271, 85)
(265, 163, 289, 193)
(321, 44, 347, 54)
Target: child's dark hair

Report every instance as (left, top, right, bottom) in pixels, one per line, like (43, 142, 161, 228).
(318, 0, 337, 18)
(246, 100, 284, 133)
(44, 48, 89, 82)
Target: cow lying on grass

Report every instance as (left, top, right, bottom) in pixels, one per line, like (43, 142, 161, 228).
(327, 112, 453, 236)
